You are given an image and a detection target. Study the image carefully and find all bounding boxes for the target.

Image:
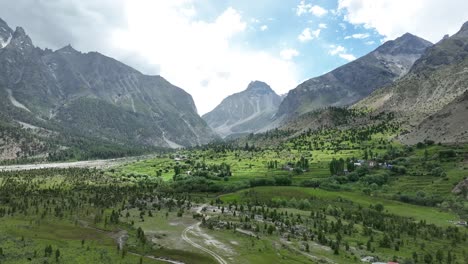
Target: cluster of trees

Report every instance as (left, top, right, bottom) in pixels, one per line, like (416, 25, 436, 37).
(0, 167, 214, 261)
(173, 161, 232, 181)
(0, 98, 165, 164)
(296, 156, 310, 171)
(288, 117, 399, 153)
(267, 160, 279, 169)
(329, 157, 358, 175)
(249, 175, 292, 188)
(210, 193, 468, 263)
(329, 158, 346, 175)
(43, 245, 60, 261)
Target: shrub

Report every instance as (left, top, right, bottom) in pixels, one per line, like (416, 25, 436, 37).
(391, 165, 407, 174)
(430, 167, 446, 177)
(362, 173, 389, 186)
(274, 175, 292, 186)
(249, 178, 275, 187)
(439, 149, 456, 159)
(300, 180, 321, 188)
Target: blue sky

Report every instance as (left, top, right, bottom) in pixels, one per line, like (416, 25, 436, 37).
(193, 0, 382, 79)
(1, 0, 467, 114)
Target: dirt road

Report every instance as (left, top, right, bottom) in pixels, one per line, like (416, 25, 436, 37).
(181, 205, 228, 264)
(181, 223, 228, 264)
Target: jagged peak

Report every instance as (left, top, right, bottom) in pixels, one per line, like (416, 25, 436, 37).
(245, 80, 275, 94)
(400, 32, 417, 39)
(8, 26, 34, 48)
(57, 44, 80, 54)
(375, 32, 432, 55)
(399, 32, 432, 45)
(13, 26, 27, 38)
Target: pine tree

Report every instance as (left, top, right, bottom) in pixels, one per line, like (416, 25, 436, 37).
(55, 249, 60, 262)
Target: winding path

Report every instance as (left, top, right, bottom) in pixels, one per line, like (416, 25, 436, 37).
(129, 252, 185, 264)
(181, 205, 228, 264)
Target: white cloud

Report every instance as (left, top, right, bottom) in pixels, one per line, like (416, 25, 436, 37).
(298, 28, 311, 42)
(311, 29, 321, 38)
(328, 45, 345, 55)
(365, 40, 375, 45)
(318, 23, 327, 29)
(344, 33, 370, 39)
(310, 5, 328, 17)
(328, 45, 356, 61)
(354, 33, 369, 39)
(113, 1, 299, 114)
(338, 0, 468, 42)
(339, 53, 356, 61)
(280, 48, 300, 60)
(296, 1, 310, 16)
(296, 1, 328, 17)
(260, 25, 268, 31)
(298, 28, 320, 42)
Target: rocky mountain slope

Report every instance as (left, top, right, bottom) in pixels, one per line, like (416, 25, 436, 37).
(355, 21, 468, 143)
(399, 90, 468, 144)
(0, 17, 216, 160)
(202, 81, 282, 138)
(276, 33, 432, 120)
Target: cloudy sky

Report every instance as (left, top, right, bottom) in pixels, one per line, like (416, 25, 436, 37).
(0, 0, 467, 114)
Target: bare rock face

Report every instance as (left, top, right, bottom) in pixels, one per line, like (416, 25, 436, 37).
(452, 177, 468, 198)
(355, 21, 468, 143)
(203, 81, 282, 138)
(0, 17, 216, 149)
(399, 90, 468, 144)
(276, 33, 432, 120)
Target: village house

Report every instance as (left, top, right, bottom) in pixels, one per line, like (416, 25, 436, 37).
(361, 256, 375, 262)
(173, 154, 188, 162)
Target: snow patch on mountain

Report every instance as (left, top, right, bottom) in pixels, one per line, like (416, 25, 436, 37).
(0, 33, 12, 48)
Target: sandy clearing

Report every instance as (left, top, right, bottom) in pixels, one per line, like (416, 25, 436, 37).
(0, 155, 153, 172)
(0, 159, 120, 171)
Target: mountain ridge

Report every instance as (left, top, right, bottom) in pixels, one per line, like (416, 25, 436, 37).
(354, 20, 468, 143)
(355, 20, 468, 115)
(202, 81, 282, 138)
(0, 17, 217, 160)
(275, 33, 432, 121)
